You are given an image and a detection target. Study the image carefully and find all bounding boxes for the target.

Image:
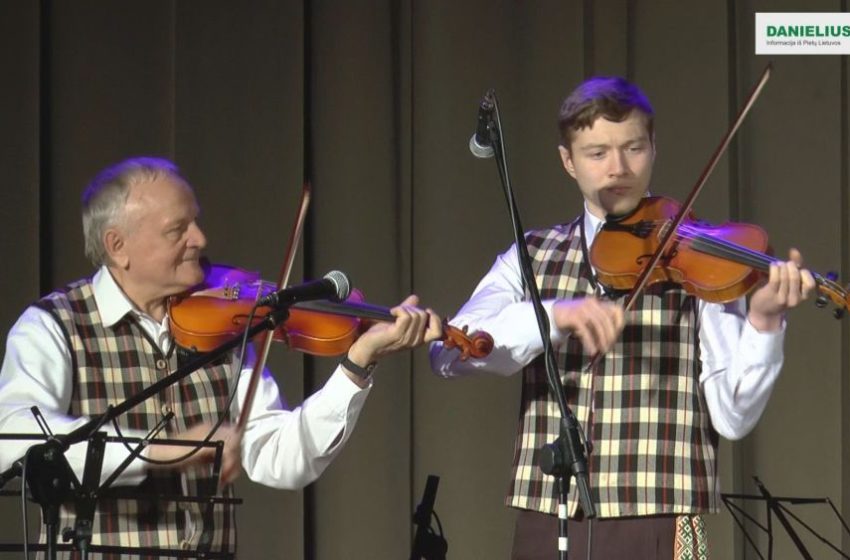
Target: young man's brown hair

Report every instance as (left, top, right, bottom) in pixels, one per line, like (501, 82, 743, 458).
(558, 76, 655, 148)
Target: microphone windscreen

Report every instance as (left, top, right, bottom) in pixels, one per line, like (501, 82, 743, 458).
(324, 270, 351, 301)
(469, 135, 495, 159)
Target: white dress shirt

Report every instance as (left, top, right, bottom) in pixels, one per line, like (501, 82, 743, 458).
(0, 267, 371, 489)
(430, 207, 785, 440)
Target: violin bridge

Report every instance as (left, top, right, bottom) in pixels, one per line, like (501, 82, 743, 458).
(657, 220, 672, 240)
(222, 283, 241, 300)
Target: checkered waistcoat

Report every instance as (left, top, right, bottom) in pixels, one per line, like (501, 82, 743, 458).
(36, 278, 236, 559)
(506, 216, 720, 518)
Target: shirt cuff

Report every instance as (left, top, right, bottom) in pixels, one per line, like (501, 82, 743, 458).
(327, 365, 373, 394)
(740, 317, 786, 365)
(543, 299, 568, 345)
(310, 367, 372, 452)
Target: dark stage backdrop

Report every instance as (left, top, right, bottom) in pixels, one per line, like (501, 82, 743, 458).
(1, 1, 848, 558)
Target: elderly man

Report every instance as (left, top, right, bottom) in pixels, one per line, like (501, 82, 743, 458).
(0, 156, 442, 557)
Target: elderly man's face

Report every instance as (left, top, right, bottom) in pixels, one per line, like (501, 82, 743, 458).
(118, 175, 207, 300)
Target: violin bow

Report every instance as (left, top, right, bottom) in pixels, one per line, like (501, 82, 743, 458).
(235, 182, 312, 434)
(621, 64, 772, 311)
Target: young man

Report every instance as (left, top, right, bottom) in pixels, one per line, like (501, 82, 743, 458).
(430, 77, 814, 559)
(0, 157, 443, 558)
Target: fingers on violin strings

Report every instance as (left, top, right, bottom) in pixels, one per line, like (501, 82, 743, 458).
(788, 247, 804, 267)
(800, 268, 816, 299)
(785, 261, 804, 306)
(413, 308, 433, 345)
(787, 249, 816, 299)
(396, 294, 420, 309)
(425, 309, 443, 342)
(400, 305, 428, 347)
(393, 306, 415, 343)
(765, 261, 781, 294)
(416, 309, 431, 341)
(774, 262, 790, 306)
(402, 308, 422, 347)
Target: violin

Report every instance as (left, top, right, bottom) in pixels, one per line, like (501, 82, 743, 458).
(589, 196, 850, 316)
(167, 264, 495, 360)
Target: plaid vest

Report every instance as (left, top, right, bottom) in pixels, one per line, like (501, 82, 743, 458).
(506, 216, 719, 518)
(36, 278, 236, 559)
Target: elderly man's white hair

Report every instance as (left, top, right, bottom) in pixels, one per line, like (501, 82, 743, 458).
(81, 157, 184, 267)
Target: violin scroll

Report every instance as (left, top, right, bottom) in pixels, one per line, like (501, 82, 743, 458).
(813, 271, 850, 319)
(442, 320, 494, 361)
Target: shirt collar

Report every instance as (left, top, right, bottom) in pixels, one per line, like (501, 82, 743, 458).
(92, 266, 138, 327)
(582, 202, 605, 246)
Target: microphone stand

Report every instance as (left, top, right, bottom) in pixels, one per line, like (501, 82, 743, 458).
(410, 475, 447, 560)
(480, 91, 595, 560)
(0, 302, 294, 560)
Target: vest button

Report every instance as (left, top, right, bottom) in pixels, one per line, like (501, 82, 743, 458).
(155, 358, 167, 370)
(161, 404, 172, 416)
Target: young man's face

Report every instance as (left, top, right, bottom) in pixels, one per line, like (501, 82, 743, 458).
(558, 110, 655, 219)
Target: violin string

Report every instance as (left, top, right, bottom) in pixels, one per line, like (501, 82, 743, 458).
(675, 223, 775, 263)
(674, 226, 774, 270)
(677, 229, 848, 301)
(625, 220, 848, 304)
(635, 220, 775, 270)
(645, 225, 773, 269)
(675, 235, 771, 270)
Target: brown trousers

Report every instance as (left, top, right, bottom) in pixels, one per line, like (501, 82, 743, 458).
(511, 510, 676, 560)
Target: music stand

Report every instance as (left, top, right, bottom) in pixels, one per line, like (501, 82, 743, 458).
(0, 431, 242, 559)
(721, 476, 850, 559)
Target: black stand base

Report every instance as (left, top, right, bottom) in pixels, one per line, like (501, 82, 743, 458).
(410, 475, 448, 560)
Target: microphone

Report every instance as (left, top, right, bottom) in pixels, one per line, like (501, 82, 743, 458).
(257, 270, 351, 308)
(468, 90, 496, 159)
